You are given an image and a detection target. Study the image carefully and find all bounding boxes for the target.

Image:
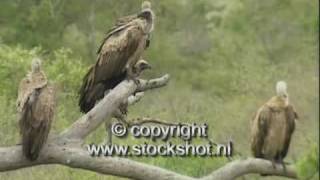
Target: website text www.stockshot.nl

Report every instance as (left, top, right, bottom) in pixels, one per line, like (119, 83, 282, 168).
(87, 122, 233, 157)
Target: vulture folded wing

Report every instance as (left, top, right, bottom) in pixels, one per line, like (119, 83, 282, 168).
(113, 15, 137, 32)
(251, 105, 271, 158)
(97, 23, 131, 54)
(281, 105, 297, 158)
(32, 85, 55, 129)
(79, 65, 95, 98)
(17, 78, 32, 112)
(95, 23, 144, 82)
(97, 14, 138, 54)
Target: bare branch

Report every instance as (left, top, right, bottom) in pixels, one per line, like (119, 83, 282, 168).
(127, 92, 144, 105)
(47, 145, 194, 180)
(61, 80, 137, 140)
(0, 145, 297, 180)
(136, 74, 170, 92)
(60, 74, 170, 140)
(0, 146, 43, 171)
(0, 144, 194, 180)
(203, 158, 297, 180)
(128, 117, 187, 126)
(129, 117, 175, 126)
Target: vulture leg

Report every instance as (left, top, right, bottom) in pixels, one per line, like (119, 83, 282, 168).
(276, 156, 287, 175)
(281, 162, 287, 175)
(260, 159, 277, 176)
(271, 159, 277, 169)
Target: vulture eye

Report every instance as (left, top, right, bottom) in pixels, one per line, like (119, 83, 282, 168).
(138, 11, 152, 20)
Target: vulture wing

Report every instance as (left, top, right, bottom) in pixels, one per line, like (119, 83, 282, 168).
(281, 104, 298, 158)
(96, 23, 144, 81)
(251, 105, 271, 158)
(110, 15, 137, 33)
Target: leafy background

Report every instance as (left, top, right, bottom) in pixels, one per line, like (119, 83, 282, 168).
(0, 0, 318, 179)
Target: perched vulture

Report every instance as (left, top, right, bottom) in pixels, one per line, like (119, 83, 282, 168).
(17, 58, 55, 161)
(79, 1, 154, 113)
(251, 81, 298, 167)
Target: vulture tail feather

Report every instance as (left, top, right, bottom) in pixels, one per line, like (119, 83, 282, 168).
(79, 67, 96, 113)
(79, 69, 127, 113)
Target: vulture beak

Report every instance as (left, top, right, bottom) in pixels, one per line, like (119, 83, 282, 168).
(142, 63, 152, 70)
(136, 60, 152, 72)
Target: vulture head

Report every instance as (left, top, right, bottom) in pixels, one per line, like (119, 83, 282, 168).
(133, 59, 151, 77)
(141, 1, 151, 9)
(136, 59, 152, 71)
(276, 81, 289, 103)
(31, 58, 42, 73)
(138, 1, 154, 33)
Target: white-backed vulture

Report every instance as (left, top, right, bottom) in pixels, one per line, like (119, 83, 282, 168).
(79, 1, 154, 113)
(251, 81, 298, 168)
(17, 58, 56, 161)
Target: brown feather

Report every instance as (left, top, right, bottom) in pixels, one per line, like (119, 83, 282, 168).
(281, 105, 297, 158)
(251, 105, 271, 158)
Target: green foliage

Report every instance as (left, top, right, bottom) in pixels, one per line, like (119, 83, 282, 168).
(297, 144, 319, 180)
(0, 45, 38, 98)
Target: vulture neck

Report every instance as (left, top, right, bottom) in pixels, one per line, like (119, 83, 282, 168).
(267, 95, 289, 108)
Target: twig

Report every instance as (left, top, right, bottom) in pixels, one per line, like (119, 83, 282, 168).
(128, 117, 188, 126)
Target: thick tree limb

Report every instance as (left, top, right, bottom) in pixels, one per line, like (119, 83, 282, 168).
(61, 74, 170, 140)
(61, 80, 137, 140)
(136, 74, 170, 92)
(0, 144, 296, 180)
(203, 158, 297, 180)
(0, 74, 297, 180)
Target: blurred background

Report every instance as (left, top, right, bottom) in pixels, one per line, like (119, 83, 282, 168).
(0, 0, 318, 179)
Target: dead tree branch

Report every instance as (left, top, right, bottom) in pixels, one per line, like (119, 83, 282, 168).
(0, 145, 297, 180)
(203, 158, 297, 180)
(128, 117, 185, 126)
